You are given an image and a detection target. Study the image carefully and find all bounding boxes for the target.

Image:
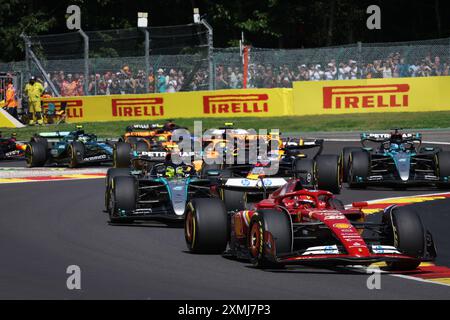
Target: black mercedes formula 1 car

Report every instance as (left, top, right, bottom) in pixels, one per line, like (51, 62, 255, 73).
(342, 129, 450, 188)
(105, 154, 218, 224)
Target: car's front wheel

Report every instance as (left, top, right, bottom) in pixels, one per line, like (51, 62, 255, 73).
(68, 141, 85, 168)
(185, 198, 228, 254)
(105, 168, 131, 212)
(383, 206, 424, 271)
(248, 209, 292, 268)
(110, 175, 137, 224)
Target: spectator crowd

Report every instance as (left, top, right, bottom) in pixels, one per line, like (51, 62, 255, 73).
(45, 51, 449, 97)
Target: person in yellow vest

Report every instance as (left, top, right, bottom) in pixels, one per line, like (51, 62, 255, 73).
(24, 76, 44, 125)
(4, 80, 18, 119)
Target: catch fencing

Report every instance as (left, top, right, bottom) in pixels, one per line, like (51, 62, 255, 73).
(1, 29, 449, 97)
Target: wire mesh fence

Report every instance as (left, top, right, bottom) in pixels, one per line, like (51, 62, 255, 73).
(1, 29, 449, 96)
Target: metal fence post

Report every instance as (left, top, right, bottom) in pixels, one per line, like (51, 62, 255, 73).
(448, 37, 450, 62)
(144, 28, 150, 93)
(201, 19, 214, 90)
(357, 41, 362, 78)
(21, 33, 31, 80)
(79, 30, 89, 95)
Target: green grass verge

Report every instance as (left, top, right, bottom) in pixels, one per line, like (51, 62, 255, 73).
(2, 111, 450, 140)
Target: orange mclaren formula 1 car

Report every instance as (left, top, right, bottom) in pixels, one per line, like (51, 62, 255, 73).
(113, 121, 185, 168)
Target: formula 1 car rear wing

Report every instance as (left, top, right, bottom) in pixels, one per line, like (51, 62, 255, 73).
(125, 123, 163, 132)
(33, 131, 71, 143)
(220, 177, 288, 199)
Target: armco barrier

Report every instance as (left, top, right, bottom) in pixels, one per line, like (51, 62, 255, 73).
(292, 76, 450, 115)
(42, 88, 293, 123)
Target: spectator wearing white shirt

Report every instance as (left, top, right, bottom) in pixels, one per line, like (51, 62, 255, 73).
(382, 61, 393, 78)
(324, 63, 335, 80)
(349, 60, 358, 79)
(310, 64, 323, 81)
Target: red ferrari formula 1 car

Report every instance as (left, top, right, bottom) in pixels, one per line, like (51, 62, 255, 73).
(185, 179, 436, 270)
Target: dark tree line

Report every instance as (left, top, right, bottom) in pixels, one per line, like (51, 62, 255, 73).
(1, 0, 449, 62)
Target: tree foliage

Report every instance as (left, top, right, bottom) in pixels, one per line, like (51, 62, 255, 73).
(0, 0, 449, 62)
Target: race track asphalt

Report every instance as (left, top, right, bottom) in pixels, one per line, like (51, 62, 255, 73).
(1, 140, 450, 299)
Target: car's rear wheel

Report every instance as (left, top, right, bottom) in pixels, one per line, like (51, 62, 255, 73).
(248, 209, 292, 268)
(30, 136, 48, 147)
(436, 151, 450, 189)
(341, 147, 362, 182)
(25, 141, 47, 167)
(316, 154, 342, 194)
(113, 142, 132, 168)
(110, 176, 136, 223)
(348, 151, 370, 188)
(221, 189, 245, 212)
(293, 158, 316, 189)
(68, 141, 85, 168)
(185, 198, 228, 254)
(384, 206, 424, 271)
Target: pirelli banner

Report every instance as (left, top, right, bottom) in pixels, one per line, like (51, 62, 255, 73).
(292, 76, 450, 115)
(42, 88, 293, 123)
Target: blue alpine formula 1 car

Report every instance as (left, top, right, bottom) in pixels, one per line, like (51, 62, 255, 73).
(25, 126, 114, 168)
(342, 129, 450, 188)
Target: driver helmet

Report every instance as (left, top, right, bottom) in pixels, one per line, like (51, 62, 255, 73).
(78, 135, 89, 143)
(176, 166, 192, 177)
(165, 166, 175, 178)
(157, 135, 167, 142)
(390, 143, 399, 150)
(297, 195, 316, 208)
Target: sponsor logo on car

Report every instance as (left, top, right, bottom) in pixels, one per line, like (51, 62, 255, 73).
(203, 94, 269, 114)
(112, 97, 164, 117)
(5, 150, 21, 156)
(324, 215, 346, 220)
(139, 151, 168, 158)
(83, 154, 107, 161)
(333, 223, 352, 229)
(323, 84, 410, 109)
